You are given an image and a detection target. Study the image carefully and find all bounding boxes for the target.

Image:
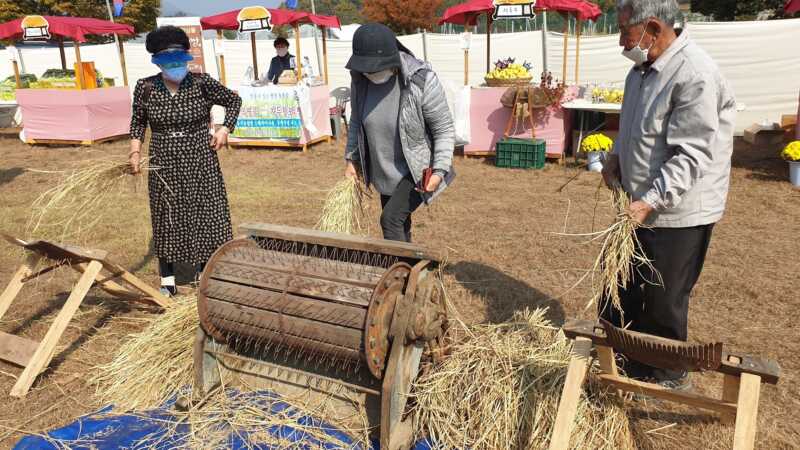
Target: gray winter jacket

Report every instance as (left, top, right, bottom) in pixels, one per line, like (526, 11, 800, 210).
(345, 51, 456, 203)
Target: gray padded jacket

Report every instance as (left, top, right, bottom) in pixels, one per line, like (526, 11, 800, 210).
(345, 51, 456, 204)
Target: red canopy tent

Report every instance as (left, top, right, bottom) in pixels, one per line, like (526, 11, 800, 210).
(200, 8, 341, 85)
(786, 0, 800, 14)
(0, 16, 135, 88)
(439, 0, 601, 85)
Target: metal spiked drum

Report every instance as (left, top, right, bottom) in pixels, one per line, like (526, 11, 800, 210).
(194, 223, 449, 450)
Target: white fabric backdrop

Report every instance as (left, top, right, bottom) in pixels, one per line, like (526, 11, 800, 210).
(2, 18, 799, 133)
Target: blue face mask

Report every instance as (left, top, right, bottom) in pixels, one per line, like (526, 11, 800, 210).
(160, 63, 189, 83)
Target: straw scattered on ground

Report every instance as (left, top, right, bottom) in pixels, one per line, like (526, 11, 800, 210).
(26, 158, 161, 242)
(413, 308, 634, 450)
(90, 294, 197, 412)
(316, 176, 367, 235)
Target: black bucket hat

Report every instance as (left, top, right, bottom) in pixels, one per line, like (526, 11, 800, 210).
(345, 23, 404, 73)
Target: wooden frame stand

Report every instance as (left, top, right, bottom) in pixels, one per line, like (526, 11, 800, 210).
(549, 319, 780, 450)
(0, 234, 172, 397)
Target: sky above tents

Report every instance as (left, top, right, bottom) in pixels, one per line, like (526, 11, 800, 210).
(161, 0, 282, 17)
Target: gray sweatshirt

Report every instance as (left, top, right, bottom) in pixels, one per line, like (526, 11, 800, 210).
(362, 75, 410, 195)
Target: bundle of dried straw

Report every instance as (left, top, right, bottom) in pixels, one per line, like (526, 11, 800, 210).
(316, 177, 367, 235)
(413, 309, 634, 450)
(90, 295, 196, 412)
(27, 158, 158, 241)
(589, 187, 660, 314)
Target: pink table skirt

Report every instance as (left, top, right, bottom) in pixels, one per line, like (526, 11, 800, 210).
(465, 86, 577, 157)
(17, 87, 131, 141)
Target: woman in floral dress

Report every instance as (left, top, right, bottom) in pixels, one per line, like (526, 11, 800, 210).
(128, 26, 242, 296)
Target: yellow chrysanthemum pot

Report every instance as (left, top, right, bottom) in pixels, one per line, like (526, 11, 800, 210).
(783, 141, 800, 187)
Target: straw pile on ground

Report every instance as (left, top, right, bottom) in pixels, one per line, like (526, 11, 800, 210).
(27, 158, 157, 241)
(90, 294, 197, 412)
(316, 176, 367, 235)
(413, 308, 634, 450)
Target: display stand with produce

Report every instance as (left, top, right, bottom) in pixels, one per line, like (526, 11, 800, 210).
(200, 7, 338, 152)
(0, 15, 134, 145)
(439, 0, 601, 161)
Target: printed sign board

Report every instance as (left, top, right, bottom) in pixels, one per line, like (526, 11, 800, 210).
(234, 86, 303, 140)
(492, 0, 537, 19)
(21, 16, 51, 40)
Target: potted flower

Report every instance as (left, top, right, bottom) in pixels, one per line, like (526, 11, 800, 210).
(580, 133, 614, 172)
(783, 141, 800, 187)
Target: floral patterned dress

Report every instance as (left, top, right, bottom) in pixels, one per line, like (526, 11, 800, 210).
(130, 73, 242, 266)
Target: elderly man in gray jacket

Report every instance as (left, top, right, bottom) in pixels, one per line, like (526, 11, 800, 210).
(601, 0, 736, 389)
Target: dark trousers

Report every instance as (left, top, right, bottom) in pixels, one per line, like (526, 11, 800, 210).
(158, 259, 205, 282)
(380, 176, 423, 242)
(599, 223, 715, 381)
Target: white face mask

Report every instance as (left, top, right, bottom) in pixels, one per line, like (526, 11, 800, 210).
(364, 69, 395, 84)
(621, 23, 654, 66)
(276, 48, 288, 57)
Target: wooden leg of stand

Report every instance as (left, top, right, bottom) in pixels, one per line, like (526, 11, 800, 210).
(10, 260, 102, 397)
(732, 373, 761, 450)
(548, 337, 592, 450)
(0, 255, 42, 320)
(721, 374, 740, 425)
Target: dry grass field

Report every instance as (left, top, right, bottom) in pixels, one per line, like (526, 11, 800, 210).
(0, 136, 797, 449)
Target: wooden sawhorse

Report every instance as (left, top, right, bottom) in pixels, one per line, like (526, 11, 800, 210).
(549, 319, 780, 450)
(0, 234, 172, 397)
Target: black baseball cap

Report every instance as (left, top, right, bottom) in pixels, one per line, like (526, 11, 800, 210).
(345, 23, 401, 73)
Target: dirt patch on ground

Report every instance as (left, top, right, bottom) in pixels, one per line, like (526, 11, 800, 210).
(0, 136, 797, 449)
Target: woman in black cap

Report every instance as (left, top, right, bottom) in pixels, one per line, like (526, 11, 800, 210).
(344, 23, 455, 243)
(128, 26, 242, 297)
(266, 37, 296, 84)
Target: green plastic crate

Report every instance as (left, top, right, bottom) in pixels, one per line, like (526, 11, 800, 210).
(495, 138, 546, 169)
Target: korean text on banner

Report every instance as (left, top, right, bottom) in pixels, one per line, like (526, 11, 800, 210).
(234, 86, 303, 139)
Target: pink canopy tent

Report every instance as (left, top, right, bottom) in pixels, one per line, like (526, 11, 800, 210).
(0, 15, 135, 88)
(439, 0, 602, 85)
(786, 0, 800, 14)
(200, 8, 341, 84)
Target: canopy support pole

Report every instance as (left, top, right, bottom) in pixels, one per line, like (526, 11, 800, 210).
(250, 32, 259, 80)
(12, 60, 21, 89)
(575, 18, 582, 85)
(217, 30, 227, 86)
(74, 42, 84, 90)
(295, 24, 303, 79)
(561, 15, 569, 84)
(58, 39, 67, 70)
(118, 38, 129, 87)
(464, 48, 469, 86)
(541, 11, 548, 73)
(321, 26, 329, 85)
(486, 15, 493, 75)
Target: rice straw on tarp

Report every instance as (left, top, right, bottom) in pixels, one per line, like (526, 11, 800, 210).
(129, 388, 372, 450)
(316, 177, 367, 235)
(413, 309, 634, 450)
(90, 294, 196, 412)
(26, 158, 162, 242)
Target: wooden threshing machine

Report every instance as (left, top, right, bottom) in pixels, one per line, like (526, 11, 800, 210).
(193, 223, 449, 449)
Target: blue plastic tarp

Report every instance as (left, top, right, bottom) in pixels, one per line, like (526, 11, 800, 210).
(14, 390, 435, 450)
